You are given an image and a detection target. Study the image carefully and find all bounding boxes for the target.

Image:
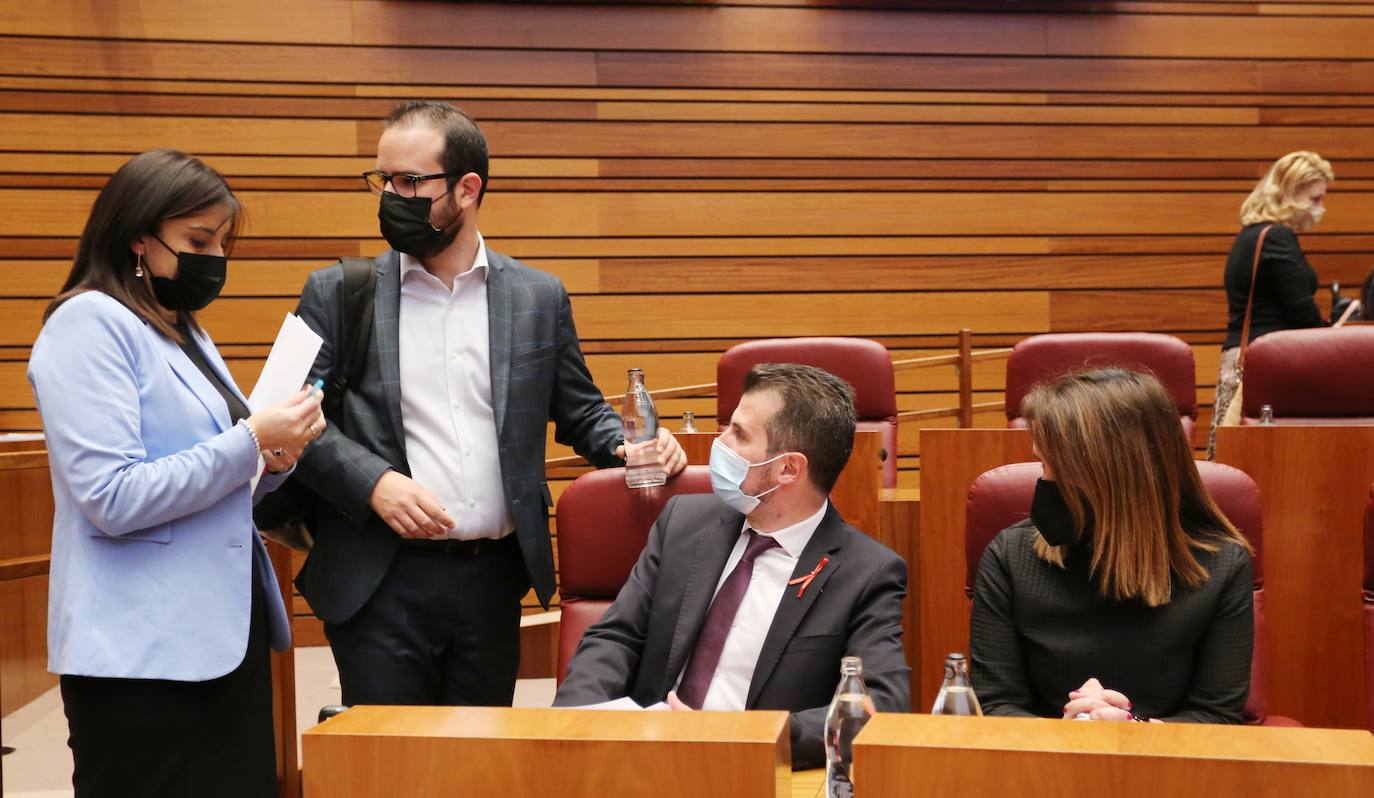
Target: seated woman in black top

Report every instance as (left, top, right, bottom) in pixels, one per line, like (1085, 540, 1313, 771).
(1208, 150, 1333, 457)
(970, 368, 1254, 724)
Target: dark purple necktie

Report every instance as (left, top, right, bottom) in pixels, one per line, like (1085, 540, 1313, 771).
(676, 530, 780, 709)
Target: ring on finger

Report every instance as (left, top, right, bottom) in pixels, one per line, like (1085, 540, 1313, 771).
(272, 448, 284, 457)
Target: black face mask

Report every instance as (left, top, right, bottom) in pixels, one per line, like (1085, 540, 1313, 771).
(147, 233, 226, 312)
(378, 191, 461, 259)
(1029, 478, 1095, 547)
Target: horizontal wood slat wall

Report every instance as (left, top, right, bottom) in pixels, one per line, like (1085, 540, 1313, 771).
(3, 0, 1372, 626)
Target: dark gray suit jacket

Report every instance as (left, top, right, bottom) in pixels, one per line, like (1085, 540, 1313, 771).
(291, 248, 624, 625)
(553, 494, 911, 769)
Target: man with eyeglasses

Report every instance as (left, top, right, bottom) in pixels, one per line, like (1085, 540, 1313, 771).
(289, 100, 688, 707)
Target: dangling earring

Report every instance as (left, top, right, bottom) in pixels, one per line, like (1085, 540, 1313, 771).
(134, 253, 144, 278)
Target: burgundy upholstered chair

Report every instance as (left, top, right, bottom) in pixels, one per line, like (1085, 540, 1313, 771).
(716, 337, 898, 488)
(1240, 327, 1374, 425)
(1363, 483, 1374, 733)
(555, 465, 712, 683)
(963, 460, 1299, 726)
(1004, 333, 1198, 440)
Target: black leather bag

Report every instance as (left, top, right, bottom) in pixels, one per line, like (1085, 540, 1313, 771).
(254, 257, 377, 552)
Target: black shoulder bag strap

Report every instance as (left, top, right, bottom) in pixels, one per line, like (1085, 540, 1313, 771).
(330, 256, 377, 420)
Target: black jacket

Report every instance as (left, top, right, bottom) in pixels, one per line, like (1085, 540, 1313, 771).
(970, 520, 1253, 724)
(1223, 223, 1326, 349)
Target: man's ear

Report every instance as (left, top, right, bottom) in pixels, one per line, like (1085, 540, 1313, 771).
(777, 451, 809, 486)
(457, 172, 483, 209)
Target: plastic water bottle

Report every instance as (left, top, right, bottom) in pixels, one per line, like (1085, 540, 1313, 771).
(622, 368, 666, 488)
(931, 652, 983, 716)
(824, 656, 875, 798)
(681, 410, 698, 433)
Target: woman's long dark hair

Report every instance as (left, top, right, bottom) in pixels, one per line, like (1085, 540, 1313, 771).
(44, 149, 242, 342)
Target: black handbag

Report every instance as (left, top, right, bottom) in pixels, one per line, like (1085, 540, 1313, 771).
(254, 257, 377, 552)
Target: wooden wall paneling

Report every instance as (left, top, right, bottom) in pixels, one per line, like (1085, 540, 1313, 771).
(0, 36, 600, 86)
(0, 0, 355, 44)
(10, 188, 1374, 241)
(4, 1, 1374, 713)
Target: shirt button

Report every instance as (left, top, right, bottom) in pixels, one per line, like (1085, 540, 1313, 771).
(450, 353, 459, 361)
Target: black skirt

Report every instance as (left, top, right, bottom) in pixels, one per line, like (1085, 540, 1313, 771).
(59, 554, 277, 798)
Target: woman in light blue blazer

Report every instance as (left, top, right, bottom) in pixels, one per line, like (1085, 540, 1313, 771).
(27, 149, 326, 797)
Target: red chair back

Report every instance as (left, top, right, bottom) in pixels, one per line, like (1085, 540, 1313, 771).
(962, 460, 1290, 725)
(716, 337, 898, 487)
(1004, 333, 1198, 439)
(1241, 327, 1374, 425)
(555, 466, 713, 682)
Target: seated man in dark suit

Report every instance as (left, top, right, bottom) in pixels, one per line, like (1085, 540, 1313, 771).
(554, 363, 911, 769)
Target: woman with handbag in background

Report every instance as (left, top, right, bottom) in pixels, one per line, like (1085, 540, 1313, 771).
(1207, 151, 1334, 458)
(28, 149, 325, 796)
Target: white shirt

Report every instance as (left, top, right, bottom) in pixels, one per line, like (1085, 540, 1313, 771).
(678, 500, 828, 711)
(397, 235, 513, 541)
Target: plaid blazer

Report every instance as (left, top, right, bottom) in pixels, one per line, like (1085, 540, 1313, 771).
(291, 248, 624, 624)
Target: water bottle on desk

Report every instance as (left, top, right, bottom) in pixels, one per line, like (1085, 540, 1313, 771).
(824, 656, 874, 798)
(931, 652, 983, 716)
(622, 368, 666, 488)
(681, 410, 698, 434)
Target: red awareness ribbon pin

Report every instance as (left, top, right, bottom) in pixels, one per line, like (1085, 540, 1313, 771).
(788, 556, 830, 598)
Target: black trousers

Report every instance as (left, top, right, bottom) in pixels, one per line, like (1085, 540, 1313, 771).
(324, 533, 529, 706)
(60, 556, 276, 798)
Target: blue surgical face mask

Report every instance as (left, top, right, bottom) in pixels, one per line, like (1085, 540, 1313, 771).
(710, 437, 787, 515)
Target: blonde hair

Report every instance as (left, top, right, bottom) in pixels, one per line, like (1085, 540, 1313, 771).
(1022, 368, 1252, 608)
(1240, 151, 1334, 231)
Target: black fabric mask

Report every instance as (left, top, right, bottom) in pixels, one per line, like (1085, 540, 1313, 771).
(378, 191, 461, 259)
(1029, 478, 1094, 547)
(147, 233, 226, 312)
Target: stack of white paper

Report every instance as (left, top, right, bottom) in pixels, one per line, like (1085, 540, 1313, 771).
(248, 313, 325, 490)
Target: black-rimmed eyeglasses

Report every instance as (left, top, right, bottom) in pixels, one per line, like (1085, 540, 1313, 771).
(362, 170, 461, 198)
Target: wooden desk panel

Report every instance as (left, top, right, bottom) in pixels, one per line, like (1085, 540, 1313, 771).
(265, 540, 299, 798)
(1216, 426, 1374, 729)
(0, 450, 56, 716)
(792, 769, 822, 798)
(302, 706, 791, 798)
(916, 429, 1034, 708)
(854, 714, 1374, 797)
(878, 490, 921, 702)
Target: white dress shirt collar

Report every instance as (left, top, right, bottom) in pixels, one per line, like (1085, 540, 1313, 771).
(745, 499, 828, 557)
(398, 233, 489, 285)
